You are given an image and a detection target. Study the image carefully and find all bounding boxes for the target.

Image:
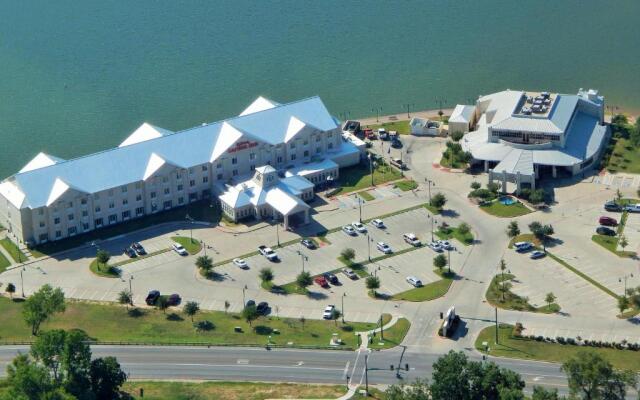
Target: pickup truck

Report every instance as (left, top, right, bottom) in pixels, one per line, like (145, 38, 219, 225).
(258, 245, 278, 261)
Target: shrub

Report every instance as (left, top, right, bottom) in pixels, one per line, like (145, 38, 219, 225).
(194, 320, 215, 332)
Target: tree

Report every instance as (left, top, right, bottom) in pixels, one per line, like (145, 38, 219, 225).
(340, 248, 356, 264)
(184, 301, 200, 322)
(545, 292, 556, 310)
(385, 378, 431, 400)
(6, 282, 16, 299)
(224, 300, 230, 314)
(156, 295, 169, 314)
(433, 254, 447, 272)
(299, 315, 306, 330)
(62, 329, 92, 398)
(366, 275, 380, 296)
(529, 222, 554, 251)
(23, 284, 66, 336)
(617, 295, 629, 314)
(499, 258, 507, 281)
(451, 131, 464, 142)
(487, 182, 501, 194)
(89, 356, 127, 400)
(470, 181, 481, 190)
(195, 255, 213, 274)
(242, 304, 258, 326)
(615, 188, 623, 203)
(31, 329, 67, 384)
(331, 308, 342, 326)
(529, 189, 545, 205)
(531, 386, 561, 400)
(259, 267, 274, 283)
(296, 271, 313, 290)
(3, 353, 57, 400)
(619, 234, 629, 252)
(457, 222, 470, 236)
(95, 249, 111, 272)
(562, 351, 637, 400)
(507, 221, 520, 238)
(430, 192, 447, 209)
(117, 290, 132, 310)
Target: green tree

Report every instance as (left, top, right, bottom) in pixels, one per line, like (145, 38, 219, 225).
(184, 301, 200, 322)
(31, 329, 67, 384)
(457, 222, 470, 236)
(507, 221, 520, 238)
(615, 188, 623, 203)
(385, 378, 431, 400)
(224, 300, 230, 314)
(296, 271, 313, 290)
(487, 182, 501, 194)
(561, 351, 637, 400)
(23, 284, 66, 336)
(340, 248, 356, 264)
(430, 192, 447, 209)
(529, 222, 554, 251)
(118, 289, 132, 310)
(366, 275, 380, 296)
(62, 329, 92, 398)
(470, 181, 481, 190)
(95, 249, 111, 272)
(434, 254, 447, 272)
(89, 356, 127, 400)
(5, 282, 16, 299)
(259, 267, 274, 283)
(2, 353, 57, 400)
(545, 292, 556, 310)
(156, 295, 169, 314)
(531, 386, 561, 400)
(529, 189, 545, 205)
(617, 295, 629, 314)
(299, 315, 306, 330)
(195, 255, 213, 274)
(451, 131, 464, 142)
(619, 234, 629, 252)
(242, 304, 259, 326)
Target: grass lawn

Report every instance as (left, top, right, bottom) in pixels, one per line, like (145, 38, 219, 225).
(358, 191, 375, 201)
(391, 270, 454, 302)
(30, 200, 220, 257)
(423, 203, 441, 215)
(436, 225, 474, 245)
(439, 150, 468, 169)
(332, 163, 402, 196)
(0, 297, 381, 349)
(592, 234, 636, 258)
(605, 138, 640, 174)
(366, 120, 411, 135)
(480, 200, 531, 218)
(89, 259, 120, 278)
(0, 252, 10, 273)
(171, 236, 202, 255)
(486, 274, 559, 314)
(0, 238, 27, 263)
(507, 234, 540, 248)
(394, 179, 418, 191)
(475, 324, 640, 371)
(121, 381, 347, 400)
(369, 317, 411, 350)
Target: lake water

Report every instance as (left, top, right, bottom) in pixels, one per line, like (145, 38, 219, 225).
(1, 1, 639, 178)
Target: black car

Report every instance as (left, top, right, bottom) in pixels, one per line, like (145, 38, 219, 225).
(132, 242, 146, 256)
(301, 239, 316, 249)
(391, 138, 402, 149)
(256, 302, 269, 315)
(167, 293, 181, 306)
(323, 272, 339, 285)
(604, 201, 622, 212)
(596, 226, 616, 236)
(124, 247, 137, 258)
(145, 290, 160, 306)
(245, 300, 256, 308)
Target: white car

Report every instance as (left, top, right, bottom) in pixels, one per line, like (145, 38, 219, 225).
(323, 305, 336, 319)
(429, 241, 443, 252)
(172, 242, 188, 256)
(624, 204, 640, 213)
(403, 233, 421, 247)
(342, 225, 357, 236)
(437, 240, 454, 251)
(370, 219, 385, 229)
(233, 258, 248, 269)
(406, 276, 423, 287)
(352, 222, 367, 233)
(258, 245, 278, 261)
(376, 242, 392, 254)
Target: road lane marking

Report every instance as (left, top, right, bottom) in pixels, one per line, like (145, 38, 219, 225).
(342, 361, 350, 380)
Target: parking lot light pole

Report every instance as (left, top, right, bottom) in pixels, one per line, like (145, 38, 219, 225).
(619, 273, 633, 295)
(242, 285, 247, 307)
(425, 178, 434, 204)
(341, 293, 346, 323)
(353, 194, 362, 223)
(367, 234, 372, 261)
(297, 251, 308, 272)
(129, 275, 134, 306)
(495, 307, 499, 344)
(447, 249, 451, 274)
(185, 214, 194, 243)
(368, 154, 374, 187)
(20, 267, 25, 298)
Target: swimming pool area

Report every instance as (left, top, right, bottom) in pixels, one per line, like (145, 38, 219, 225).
(499, 196, 517, 206)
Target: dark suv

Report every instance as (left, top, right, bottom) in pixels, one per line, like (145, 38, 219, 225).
(596, 226, 616, 236)
(145, 290, 160, 305)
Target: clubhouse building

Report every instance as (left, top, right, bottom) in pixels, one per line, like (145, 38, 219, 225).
(0, 96, 363, 246)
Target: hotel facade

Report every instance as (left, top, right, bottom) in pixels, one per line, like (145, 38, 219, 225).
(0, 96, 363, 246)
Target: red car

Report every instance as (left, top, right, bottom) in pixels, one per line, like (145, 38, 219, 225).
(599, 216, 618, 226)
(314, 276, 329, 288)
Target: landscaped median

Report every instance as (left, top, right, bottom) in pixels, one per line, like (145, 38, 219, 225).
(0, 237, 27, 262)
(486, 273, 560, 314)
(475, 324, 640, 371)
(391, 270, 455, 302)
(591, 211, 636, 258)
(368, 317, 411, 350)
(479, 199, 532, 218)
(171, 236, 202, 255)
(435, 223, 474, 245)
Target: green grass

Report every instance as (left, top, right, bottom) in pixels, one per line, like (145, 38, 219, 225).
(332, 163, 402, 196)
(358, 191, 375, 201)
(605, 138, 640, 174)
(0, 252, 10, 273)
(436, 225, 474, 245)
(480, 200, 531, 218)
(507, 233, 539, 249)
(366, 120, 411, 135)
(439, 150, 468, 169)
(29, 200, 220, 257)
(486, 274, 559, 314)
(592, 234, 636, 258)
(0, 238, 27, 263)
(391, 270, 454, 302)
(475, 324, 640, 371)
(423, 203, 442, 215)
(121, 381, 348, 400)
(369, 318, 411, 350)
(171, 236, 202, 255)
(394, 179, 418, 191)
(89, 259, 120, 278)
(0, 297, 381, 349)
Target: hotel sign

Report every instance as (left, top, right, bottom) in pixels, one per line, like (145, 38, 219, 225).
(227, 140, 258, 153)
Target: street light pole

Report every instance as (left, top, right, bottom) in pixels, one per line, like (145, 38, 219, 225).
(364, 353, 369, 395)
(129, 275, 134, 306)
(276, 219, 280, 247)
(495, 307, 499, 344)
(367, 234, 371, 261)
(242, 285, 247, 307)
(619, 273, 633, 295)
(341, 293, 345, 323)
(185, 213, 194, 243)
(447, 249, 451, 274)
(20, 267, 25, 298)
(368, 154, 374, 187)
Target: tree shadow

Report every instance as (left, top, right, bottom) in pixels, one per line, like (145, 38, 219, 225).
(166, 313, 184, 321)
(128, 308, 146, 318)
(306, 291, 329, 300)
(440, 209, 459, 218)
(204, 271, 227, 282)
(254, 325, 274, 335)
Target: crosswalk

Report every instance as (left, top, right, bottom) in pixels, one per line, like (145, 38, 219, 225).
(592, 172, 640, 188)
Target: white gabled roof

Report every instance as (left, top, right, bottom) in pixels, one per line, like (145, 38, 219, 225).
(284, 116, 307, 143)
(119, 123, 173, 147)
(46, 178, 85, 206)
(239, 96, 279, 116)
(449, 105, 475, 123)
(0, 181, 26, 209)
(265, 187, 309, 216)
(19, 152, 65, 173)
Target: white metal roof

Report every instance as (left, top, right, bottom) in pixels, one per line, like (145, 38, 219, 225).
(19, 152, 65, 173)
(449, 105, 475, 123)
(119, 123, 174, 147)
(239, 96, 279, 116)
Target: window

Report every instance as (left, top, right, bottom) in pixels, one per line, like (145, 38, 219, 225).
(290, 142, 296, 149)
(162, 176, 168, 183)
(189, 167, 194, 175)
(232, 169, 238, 176)
(316, 147, 321, 154)
(316, 136, 321, 142)
(122, 199, 128, 206)
(95, 206, 101, 213)
(163, 200, 172, 209)
(122, 210, 130, 220)
(109, 201, 115, 209)
(39, 233, 48, 242)
(68, 201, 73, 208)
(177, 184, 183, 191)
(304, 150, 309, 157)
(136, 207, 144, 216)
(54, 217, 60, 225)
(121, 186, 127, 193)
(202, 176, 209, 184)
(217, 162, 222, 169)
(232, 157, 239, 165)
(135, 182, 142, 189)
(55, 230, 62, 238)
(82, 210, 88, 217)
(277, 156, 283, 163)
(164, 188, 170, 195)
(217, 173, 223, 180)
(249, 153, 256, 160)
(82, 223, 89, 231)
(291, 154, 296, 161)
(303, 140, 308, 145)
(178, 197, 184, 204)
(94, 193, 100, 200)
(176, 172, 182, 179)
(328, 132, 333, 137)
(136, 194, 142, 202)
(189, 179, 195, 187)
(202, 165, 208, 171)
(250, 165, 255, 171)
(189, 192, 197, 201)
(94, 218, 103, 227)
(39, 221, 45, 228)
(68, 227, 77, 236)
(80, 198, 87, 205)
(328, 142, 334, 149)
(108, 214, 117, 223)
(38, 209, 44, 215)
(151, 203, 158, 212)
(150, 192, 156, 199)
(68, 214, 74, 221)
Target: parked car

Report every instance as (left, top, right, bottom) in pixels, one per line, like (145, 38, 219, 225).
(530, 250, 546, 259)
(390, 158, 406, 170)
(233, 258, 248, 269)
(391, 138, 403, 149)
(403, 233, 421, 247)
(370, 219, 385, 229)
(124, 247, 137, 258)
(323, 305, 336, 319)
(352, 222, 367, 233)
(314, 275, 329, 287)
(514, 242, 533, 252)
(598, 216, 618, 226)
(342, 225, 357, 236)
(596, 226, 616, 236)
(258, 245, 278, 261)
(437, 240, 454, 251)
(256, 302, 269, 315)
(376, 242, 392, 254)
(406, 276, 423, 287)
(624, 204, 640, 213)
(378, 129, 389, 141)
(172, 242, 188, 256)
(323, 272, 339, 285)
(167, 293, 181, 306)
(342, 268, 358, 280)
(429, 241, 444, 252)
(301, 238, 316, 249)
(604, 201, 622, 212)
(131, 242, 146, 256)
(145, 290, 160, 306)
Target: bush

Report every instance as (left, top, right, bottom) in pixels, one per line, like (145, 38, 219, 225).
(194, 320, 215, 332)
